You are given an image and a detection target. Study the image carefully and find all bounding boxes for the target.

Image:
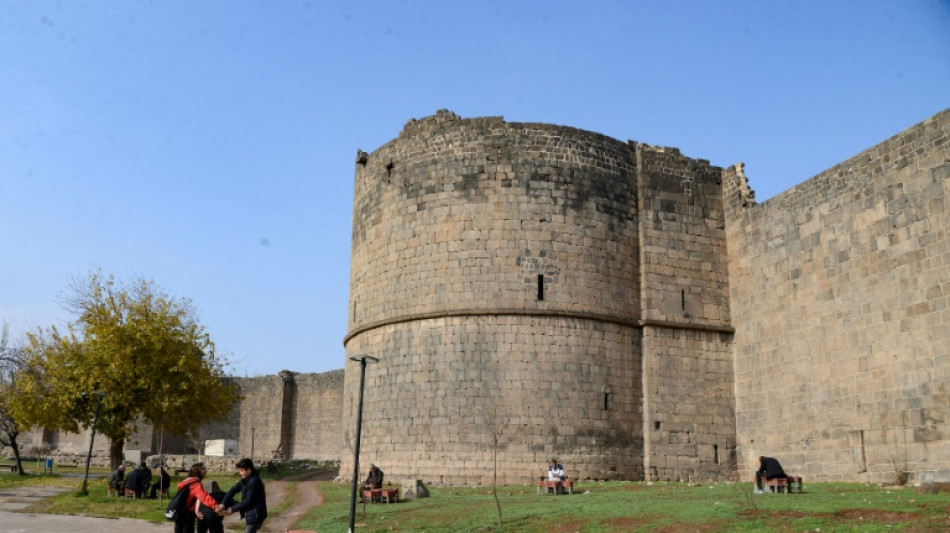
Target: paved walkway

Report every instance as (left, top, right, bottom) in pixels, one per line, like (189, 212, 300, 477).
(0, 473, 332, 533)
(0, 509, 171, 533)
(0, 485, 169, 533)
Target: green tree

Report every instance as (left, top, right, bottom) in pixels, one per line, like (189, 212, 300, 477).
(0, 322, 28, 475)
(14, 271, 238, 468)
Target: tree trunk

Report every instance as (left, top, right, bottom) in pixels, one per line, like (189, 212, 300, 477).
(109, 438, 125, 470)
(6, 429, 25, 475)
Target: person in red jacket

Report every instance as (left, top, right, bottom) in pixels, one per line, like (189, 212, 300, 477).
(174, 462, 220, 533)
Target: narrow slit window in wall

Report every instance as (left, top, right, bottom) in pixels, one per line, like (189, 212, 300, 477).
(654, 421, 662, 430)
(714, 444, 720, 464)
(603, 393, 609, 411)
(681, 289, 686, 311)
(537, 274, 544, 301)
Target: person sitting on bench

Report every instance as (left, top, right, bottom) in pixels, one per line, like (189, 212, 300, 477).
(547, 458, 565, 481)
(547, 458, 568, 494)
(359, 464, 384, 503)
(150, 466, 171, 498)
(108, 464, 126, 495)
(755, 456, 787, 491)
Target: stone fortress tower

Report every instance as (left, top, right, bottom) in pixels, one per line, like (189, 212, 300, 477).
(343, 110, 738, 485)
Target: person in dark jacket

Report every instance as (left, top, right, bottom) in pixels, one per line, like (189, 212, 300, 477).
(139, 462, 152, 492)
(358, 463, 384, 502)
(363, 463, 384, 489)
(123, 464, 143, 497)
(127, 461, 152, 498)
(755, 456, 787, 491)
(108, 464, 125, 495)
(149, 466, 171, 498)
(220, 458, 267, 533)
(196, 480, 226, 533)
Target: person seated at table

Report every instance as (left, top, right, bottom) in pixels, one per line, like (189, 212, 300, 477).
(359, 463, 384, 503)
(547, 458, 566, 481)
(755, 456, 787, 491)
(108, 464, 125, 494)
(150, 466, 171, 498)
(363, 463, 384, 489)
(123, 463, 145, 497)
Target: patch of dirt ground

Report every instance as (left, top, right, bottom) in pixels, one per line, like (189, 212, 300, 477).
(257, 469, 335, 532)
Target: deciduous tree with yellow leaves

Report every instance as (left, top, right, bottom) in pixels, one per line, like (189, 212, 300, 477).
(12, 271, 238, 469)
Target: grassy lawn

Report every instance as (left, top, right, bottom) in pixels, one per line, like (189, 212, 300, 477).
(297, 481, 950, 533)
(0, 468, 241, 523)
(3, 469, 949, 532)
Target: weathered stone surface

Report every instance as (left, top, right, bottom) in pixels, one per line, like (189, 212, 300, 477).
(342, 110, 736, 486)
(724, 108, 950, 485)
(12, 108, 948, 488)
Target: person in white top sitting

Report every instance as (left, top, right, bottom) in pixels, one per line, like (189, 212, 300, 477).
(547, 458, 565, 481)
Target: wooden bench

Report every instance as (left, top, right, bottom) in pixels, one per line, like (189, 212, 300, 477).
(362, 487, 399, 503)
(537, 479, 574, 495)
(0, 463, 18, 472)
(765, 476, 803, 493)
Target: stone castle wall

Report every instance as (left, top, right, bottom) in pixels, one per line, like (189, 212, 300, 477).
(226, 370, 344, 461)
(342, 110, 737, 485)
(636, 145, 736, 481)
(11, 109, 947, 487)
(5, 370, 345, 467)
(724, 109, 950, 484)
(289, 371, 345, 461)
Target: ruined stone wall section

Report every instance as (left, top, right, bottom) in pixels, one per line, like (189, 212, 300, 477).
(635, 145, 736, 481)
(641, 328, 736, 482)
(637, 146, 731, 327)
(725, 109, 950, 483)
(289, 370, 344, 461)
(344, 316, 642, 486)
(233, 375, 287, 460)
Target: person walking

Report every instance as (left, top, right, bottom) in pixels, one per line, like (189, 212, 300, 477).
(174, 462, 220, 533)
(219, 458, 268, 533)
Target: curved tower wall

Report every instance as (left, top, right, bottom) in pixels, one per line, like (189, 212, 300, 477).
(344, 110, 735, 486)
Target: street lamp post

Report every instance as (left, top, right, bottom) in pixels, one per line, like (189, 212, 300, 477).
(80, 391, 105, 495)
(348, 355, 378, 533)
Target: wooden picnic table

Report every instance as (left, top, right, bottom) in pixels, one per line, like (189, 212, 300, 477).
(537, 478, 574, 494)
(362, 487, 399, 503)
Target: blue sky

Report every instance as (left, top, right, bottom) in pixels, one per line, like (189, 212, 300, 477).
(1, 1, 947, 376)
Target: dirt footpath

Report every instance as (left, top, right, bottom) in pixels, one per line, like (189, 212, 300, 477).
(262, 468, 335, 531)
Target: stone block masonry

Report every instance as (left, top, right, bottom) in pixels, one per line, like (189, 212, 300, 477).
(343, 109, 736, 486)
(226, 370, 344, 462)
(15, 109, 947, 487)
(724, 108, 950, 484)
